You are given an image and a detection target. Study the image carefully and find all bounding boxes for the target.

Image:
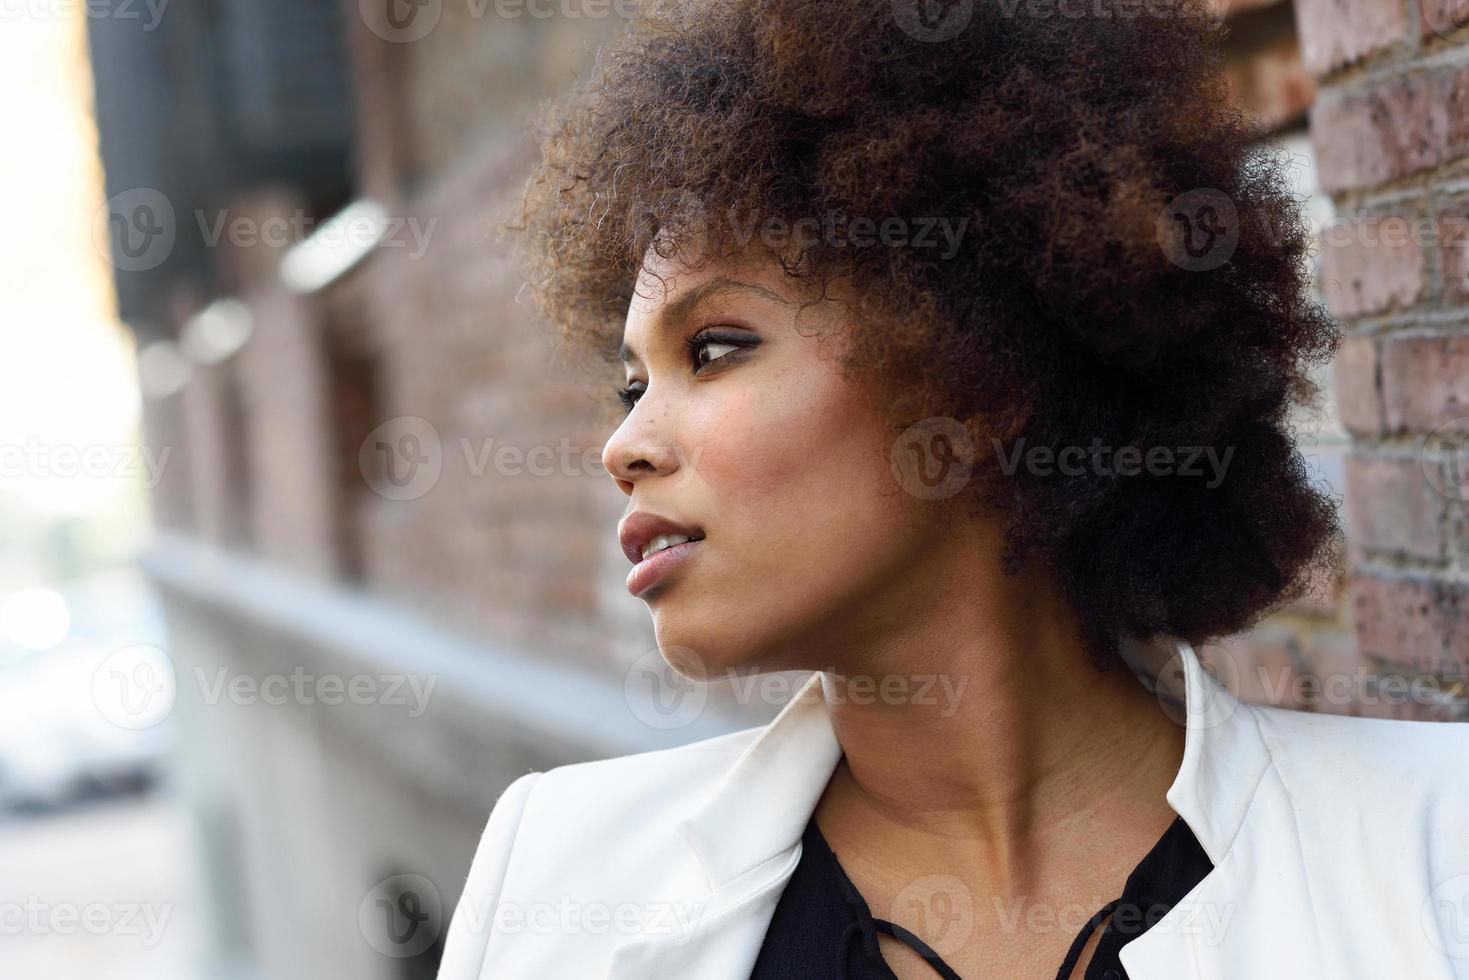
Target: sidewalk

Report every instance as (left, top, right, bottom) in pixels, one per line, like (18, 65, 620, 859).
(0, 794, 198, 979)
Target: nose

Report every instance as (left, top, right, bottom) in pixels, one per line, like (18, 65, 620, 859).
(601, 402, 682, 496)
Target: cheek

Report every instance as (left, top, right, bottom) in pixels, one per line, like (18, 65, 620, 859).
(692, 364, 910, 567)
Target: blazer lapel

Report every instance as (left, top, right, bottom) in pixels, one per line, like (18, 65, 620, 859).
(1116, 636, 1281, 979)
(605, 844, 805, 980)
(1120, 638, 1467, 980)
(608, 669, 843, 980)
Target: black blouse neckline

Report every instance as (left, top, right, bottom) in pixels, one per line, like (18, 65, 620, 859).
(749, 809, 1213, 980)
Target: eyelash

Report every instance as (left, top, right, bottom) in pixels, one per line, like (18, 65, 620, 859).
(615, 328, 755, 413)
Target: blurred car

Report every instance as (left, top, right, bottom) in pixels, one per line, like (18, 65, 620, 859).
(0, 570, 171, 816)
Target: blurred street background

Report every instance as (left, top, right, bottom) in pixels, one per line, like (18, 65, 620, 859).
(2, 0, 1466, 977)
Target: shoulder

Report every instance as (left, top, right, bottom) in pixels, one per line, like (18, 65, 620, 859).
(1246, 700, 1469, 837)
(502, 722, 765, 849)
(437, 723, 764, 976)
(484, 718, 763, 855)
(1250, 700, 1469, 789)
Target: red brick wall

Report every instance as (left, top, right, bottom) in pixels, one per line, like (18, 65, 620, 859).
(338, 145, 632, 664)
(1300, 0, 1469, 718)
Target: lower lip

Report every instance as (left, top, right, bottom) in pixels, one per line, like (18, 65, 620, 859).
(627, 539, 703, 597)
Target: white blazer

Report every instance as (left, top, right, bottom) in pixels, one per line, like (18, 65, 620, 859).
(437, 638, 1469, 979)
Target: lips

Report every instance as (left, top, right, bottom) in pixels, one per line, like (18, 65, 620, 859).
(618, 511, 705, 597)
(618, 512, 705, 565)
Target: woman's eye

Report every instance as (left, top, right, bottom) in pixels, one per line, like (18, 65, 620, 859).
(693, 339, 740, 369)
(686, 330, 757, 372)
(614, 332, 753, 412)
(616, 382, 645, 413)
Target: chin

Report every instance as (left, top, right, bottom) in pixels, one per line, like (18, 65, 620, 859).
(646, 606, 758, 680)
(650, 623, 746, 683)
(650, 601, 814, 684)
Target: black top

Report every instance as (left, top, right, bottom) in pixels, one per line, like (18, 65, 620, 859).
(749, 812, 1213, 980)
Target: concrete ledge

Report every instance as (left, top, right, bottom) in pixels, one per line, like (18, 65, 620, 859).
(138, 532, 750, 813)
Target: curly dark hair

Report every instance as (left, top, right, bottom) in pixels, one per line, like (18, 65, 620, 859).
(511, 0, 1345, 670)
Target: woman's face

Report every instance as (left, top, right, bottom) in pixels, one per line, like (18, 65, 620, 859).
(602, 245, 953, 679)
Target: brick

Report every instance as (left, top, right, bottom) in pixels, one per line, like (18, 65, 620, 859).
(1295, 0, 1406, 77)
(1333, 335, 1384, 434)
(1438, 197, 1469, 303)
(1312, 72, 1455, 193)
(1379, 335, 1469, 432)
(1318, 212, 1429, 317)
(1224, 38, 1316, 130)
(1455, 452, 1469, 564)
(1350, 571, 1469, 673)
(1448, 66, 1469, 162)
(1343, 453, 1450, 560)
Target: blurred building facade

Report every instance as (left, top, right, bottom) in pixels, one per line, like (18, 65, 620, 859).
(84, 0, 1469, 977)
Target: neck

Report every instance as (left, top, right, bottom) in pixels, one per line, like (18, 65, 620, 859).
(810, 519, 1186, 897)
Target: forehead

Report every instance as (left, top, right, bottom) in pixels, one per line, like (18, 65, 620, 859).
(620, 251, 764, 357)
(627, 243, 777, 318)
(618, 241, 857, 368)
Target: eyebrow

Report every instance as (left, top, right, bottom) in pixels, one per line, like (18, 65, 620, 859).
(618, 276, 796, 364)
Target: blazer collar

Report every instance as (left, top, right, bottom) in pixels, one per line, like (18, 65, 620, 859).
(676, 634, 1271, 889)
(676, 663, 843, 891)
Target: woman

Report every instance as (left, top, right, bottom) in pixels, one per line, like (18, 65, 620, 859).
(437, 1, 1469, 977)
